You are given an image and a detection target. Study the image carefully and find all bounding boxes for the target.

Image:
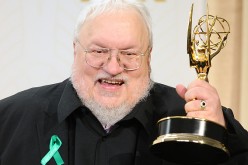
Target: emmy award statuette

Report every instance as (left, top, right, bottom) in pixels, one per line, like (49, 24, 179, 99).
(150, 4, 230, 164)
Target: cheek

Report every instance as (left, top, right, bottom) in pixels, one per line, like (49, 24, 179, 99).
(138, 58, 150, 79)
(72, 55, 97, 89)
(74, 53, 95, 76)
(127, 61, 150, 89)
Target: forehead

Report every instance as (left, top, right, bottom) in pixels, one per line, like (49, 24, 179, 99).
(78, 9, 149, 49)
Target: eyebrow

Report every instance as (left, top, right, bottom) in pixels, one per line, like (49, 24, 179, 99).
(88, 43, 140, 51)
(88, 38, 141, 50)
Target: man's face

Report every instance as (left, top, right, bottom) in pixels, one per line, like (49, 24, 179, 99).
(71, 9, 151, 122)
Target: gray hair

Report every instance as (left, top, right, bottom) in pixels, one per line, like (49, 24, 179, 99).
(73, 0, 153, 47)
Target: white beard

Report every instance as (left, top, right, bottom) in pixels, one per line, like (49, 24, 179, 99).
(80, 80, 153, 129)
(70, 67, 153, 129)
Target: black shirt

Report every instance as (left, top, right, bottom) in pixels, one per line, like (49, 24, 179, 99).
(73, 97, 165, 165)
(0, 79, 248, 165)
(58, 79, 167, 164)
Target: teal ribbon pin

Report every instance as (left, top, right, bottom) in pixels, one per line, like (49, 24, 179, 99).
(41, 135, 64, 165)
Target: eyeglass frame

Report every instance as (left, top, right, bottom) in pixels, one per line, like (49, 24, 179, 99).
(75, 39, 150, 71)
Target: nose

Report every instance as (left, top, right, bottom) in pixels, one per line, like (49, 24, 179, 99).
(102, 52, 124, 75)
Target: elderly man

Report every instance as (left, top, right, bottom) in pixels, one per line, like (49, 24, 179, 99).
(0, 0, 247, 165)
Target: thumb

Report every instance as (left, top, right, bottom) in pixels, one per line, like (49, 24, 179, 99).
(176, 84, 187, 99)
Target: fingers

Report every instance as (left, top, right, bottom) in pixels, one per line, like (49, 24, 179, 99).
(184, 79, 220, 112)
(184, 79, 219, 102)
(176, 79, 225, 127)
(187, 79, 210, 89)
(176, 84, 187, 99)
(184, 99, 207, 113)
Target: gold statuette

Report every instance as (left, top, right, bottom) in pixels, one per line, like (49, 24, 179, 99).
(150, 4, 231, 164)
(187, 4, 230, 80)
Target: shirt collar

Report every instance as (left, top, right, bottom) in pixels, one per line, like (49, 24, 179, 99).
(120, 95, 157, 136)
(57, 80, 82, 123)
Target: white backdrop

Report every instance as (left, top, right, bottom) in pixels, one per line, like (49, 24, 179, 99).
(0, 0, 205, 99)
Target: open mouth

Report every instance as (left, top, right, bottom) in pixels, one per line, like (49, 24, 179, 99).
(98, 78, 125, 86)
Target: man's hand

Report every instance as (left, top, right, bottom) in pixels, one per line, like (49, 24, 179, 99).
(176, 79, 226, 127)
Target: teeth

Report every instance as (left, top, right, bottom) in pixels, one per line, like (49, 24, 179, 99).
(101, 79, 123, 85)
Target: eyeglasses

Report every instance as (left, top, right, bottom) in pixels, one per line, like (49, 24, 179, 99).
(76, 39, 149, 71)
